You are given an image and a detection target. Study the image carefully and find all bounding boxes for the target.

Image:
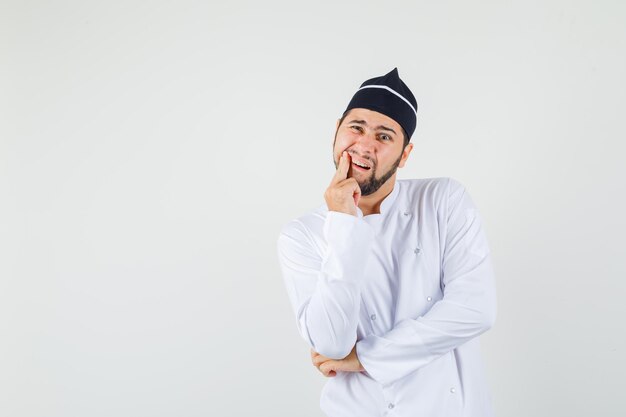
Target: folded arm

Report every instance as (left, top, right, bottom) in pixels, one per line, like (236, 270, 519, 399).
(277, 211, 375, 359)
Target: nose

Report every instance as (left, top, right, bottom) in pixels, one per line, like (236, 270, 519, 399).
(351, 130, 377, 155)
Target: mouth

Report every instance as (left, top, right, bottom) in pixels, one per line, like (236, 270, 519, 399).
(352, 162, 371, 172)
(350, 156, 372, 172)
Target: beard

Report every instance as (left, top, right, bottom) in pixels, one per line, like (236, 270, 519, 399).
(333, 150, 403, 196)
(357, 152, 403, 196)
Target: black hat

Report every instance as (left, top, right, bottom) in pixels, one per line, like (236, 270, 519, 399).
(343, 67, 418, 140)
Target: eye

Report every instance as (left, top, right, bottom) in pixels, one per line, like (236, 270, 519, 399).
(350, 125, 363, 132)
(379, 134, 391, 141)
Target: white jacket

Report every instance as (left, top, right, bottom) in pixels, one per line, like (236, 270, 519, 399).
(277, 177, 497, 417)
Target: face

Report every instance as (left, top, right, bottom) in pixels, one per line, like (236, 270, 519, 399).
(333, 108, 413, 196)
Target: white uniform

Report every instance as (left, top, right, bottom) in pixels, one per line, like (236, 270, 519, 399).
(276, 177, 497, 417)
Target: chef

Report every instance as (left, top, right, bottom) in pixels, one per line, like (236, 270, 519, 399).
(276, 67, 497, 417)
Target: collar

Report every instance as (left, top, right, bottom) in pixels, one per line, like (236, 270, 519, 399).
(355, 180, 400, 219)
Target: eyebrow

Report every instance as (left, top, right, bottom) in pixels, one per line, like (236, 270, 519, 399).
(347, 119, 397, 136)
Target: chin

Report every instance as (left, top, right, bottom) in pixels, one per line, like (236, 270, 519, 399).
(356, 177, 371, 188)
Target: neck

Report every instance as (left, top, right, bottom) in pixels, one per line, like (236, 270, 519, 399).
(358, 174, 397, 216)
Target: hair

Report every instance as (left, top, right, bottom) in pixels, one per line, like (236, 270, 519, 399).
(338, 109, 411, 149)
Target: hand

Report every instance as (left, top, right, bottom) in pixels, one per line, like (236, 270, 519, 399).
(324, 151, 362, 216)
(310, 344, 365, 377)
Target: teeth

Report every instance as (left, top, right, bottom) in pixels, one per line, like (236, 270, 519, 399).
(353, 160, 370, 168)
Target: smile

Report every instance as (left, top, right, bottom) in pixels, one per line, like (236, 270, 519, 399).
(352, 161, 371, 171)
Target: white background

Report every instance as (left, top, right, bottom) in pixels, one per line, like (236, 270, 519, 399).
(1, 1, 625, 416)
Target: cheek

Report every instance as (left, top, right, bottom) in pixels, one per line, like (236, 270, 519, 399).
(334, 137, 352, 155)
(336, 133, 362, 150)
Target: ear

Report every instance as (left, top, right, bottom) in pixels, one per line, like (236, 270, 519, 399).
(398, 143, 414, 168)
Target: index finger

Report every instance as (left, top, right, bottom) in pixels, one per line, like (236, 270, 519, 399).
(330, 151, 350, 185)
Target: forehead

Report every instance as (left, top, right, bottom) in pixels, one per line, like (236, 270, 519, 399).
(343, 108, 402, 131)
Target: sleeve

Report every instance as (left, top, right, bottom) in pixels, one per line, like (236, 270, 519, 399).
(355, 178, 497, 386)
(276, 211, 376, 360)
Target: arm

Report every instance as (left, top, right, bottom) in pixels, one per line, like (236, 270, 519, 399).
(355, 178, 497, 386)
(277, 211, 375, 359)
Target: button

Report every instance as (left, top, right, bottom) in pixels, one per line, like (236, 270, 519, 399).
(450, 387, 456, 393)
(427, 296, 432, 301)
(403, 211, 410, 216)
(388, 403, 395, 409)
(370, 313, 376, 320)
(414, 247, 420, 254)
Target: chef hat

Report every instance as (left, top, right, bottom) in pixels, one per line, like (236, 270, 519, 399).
(343, 67, 418, 140)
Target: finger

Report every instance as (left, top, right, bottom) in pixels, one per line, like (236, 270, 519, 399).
(320, 361, 337, 377)
(352, 179, 362, 206)
(336, 178, 361, 206)
(312, 354, 332, 367)
(346, 152, 353, 178)
(330, 151, 350, 185)
(334, 151, 349, 182)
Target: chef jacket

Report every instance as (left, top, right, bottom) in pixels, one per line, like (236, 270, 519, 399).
(276, 177, 497, 417)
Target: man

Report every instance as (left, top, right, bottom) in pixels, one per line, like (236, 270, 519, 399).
(276, 68, 497, 416)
